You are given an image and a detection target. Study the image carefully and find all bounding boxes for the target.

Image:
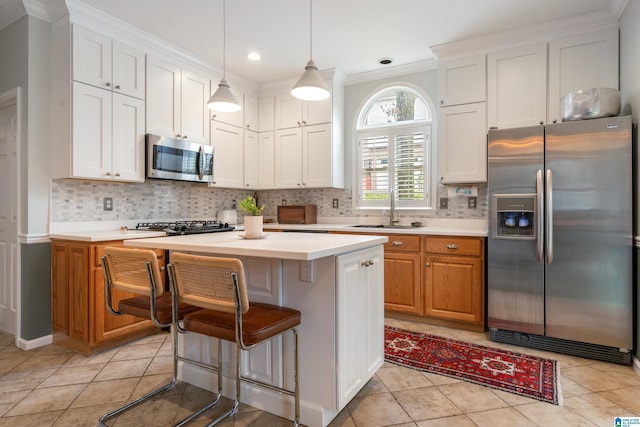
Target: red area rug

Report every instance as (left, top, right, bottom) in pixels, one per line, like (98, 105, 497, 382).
(384, 326, 559, 404)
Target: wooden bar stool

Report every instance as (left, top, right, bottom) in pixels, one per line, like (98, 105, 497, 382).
(98, 246, 200, 426)
(168, 253, 301, 427)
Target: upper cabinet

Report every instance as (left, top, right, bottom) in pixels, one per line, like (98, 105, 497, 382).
(487, 43, 547, 129)
(437, 55, 486, 107)
(73, 26, 145, 100)
(259, 96, 275, 132)
(209, 121, 244, 189)
(547, 27, 619, 124)
(146, 55, 209, 144)
(243, 93, 259, 131)
(274, 92, 332, 129)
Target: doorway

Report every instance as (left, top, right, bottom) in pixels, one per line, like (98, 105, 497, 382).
(0, 88, 20, 337)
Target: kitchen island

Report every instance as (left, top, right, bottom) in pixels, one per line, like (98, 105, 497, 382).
(125, 231, 387, 427)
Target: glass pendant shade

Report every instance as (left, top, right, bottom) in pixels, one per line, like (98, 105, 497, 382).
(291, 59, 330, 101)
(207, 78, 241, 112)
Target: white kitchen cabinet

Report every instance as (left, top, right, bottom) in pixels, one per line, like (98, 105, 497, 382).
(244, 131, 275, 189)
(209, 121, 244, 188)
(274, 123, 335, 189)
(72, 25, 145, 100)
(437, 55, 486, 107)
(243, 93, 259, 131)
(547, 27, 619, 124)
(259, 96, 275, 132)
(146, 55, 209, 144)
(438, 102, 487, 184)
(72, 81, 145, 181)
(336, 245, 384, 407)
(488, 43, 547, 129)
(274, 92, 332, 129)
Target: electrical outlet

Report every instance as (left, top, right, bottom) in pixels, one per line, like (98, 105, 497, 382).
(300, 260, 314, 282)
(103, 197, 113, 211)
(332, 198, 339, 208)
(468, 197, 477, 209)
(231, 199, 236, 209)
(439, 197, 448, 209)
(282, 199, 287, 206)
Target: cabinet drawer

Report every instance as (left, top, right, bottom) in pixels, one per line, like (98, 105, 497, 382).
(425, 236, 482, 256)
(384, 235, 422, 252)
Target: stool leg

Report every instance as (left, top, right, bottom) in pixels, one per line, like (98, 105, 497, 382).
(204, 343, 240, 426)
(293, 328, 299, 427)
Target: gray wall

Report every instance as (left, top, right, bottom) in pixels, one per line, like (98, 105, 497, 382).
(620, 0, 640, 360)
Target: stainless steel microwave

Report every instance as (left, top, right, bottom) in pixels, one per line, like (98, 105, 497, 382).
(146, 134, 214, 183)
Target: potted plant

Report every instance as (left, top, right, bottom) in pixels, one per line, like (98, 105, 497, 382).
(238, 195, 265, 238)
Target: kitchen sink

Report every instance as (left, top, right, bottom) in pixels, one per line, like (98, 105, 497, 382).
(351, 224, 419, 229)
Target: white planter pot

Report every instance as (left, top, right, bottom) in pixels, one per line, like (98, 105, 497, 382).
(243, 216, 264, 238)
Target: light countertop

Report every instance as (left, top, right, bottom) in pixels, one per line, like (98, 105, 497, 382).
(123, 231, 388, 261)
(49, 229, 167, 242)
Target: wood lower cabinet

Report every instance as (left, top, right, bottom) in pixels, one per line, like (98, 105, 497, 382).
(424, 236, 485, 328)
(52, 239, 165, 354)
(382, 235, 423, 315)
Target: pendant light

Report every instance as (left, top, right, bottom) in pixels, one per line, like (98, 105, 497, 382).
(207, 0, 241, 112)
(291, 0, 330, 101)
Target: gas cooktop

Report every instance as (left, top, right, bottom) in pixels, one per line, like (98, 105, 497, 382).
(135, 220, 235, 235)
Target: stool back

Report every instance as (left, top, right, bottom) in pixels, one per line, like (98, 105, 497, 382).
(103, 246, 164, 297)
(168, 253, 249, 314)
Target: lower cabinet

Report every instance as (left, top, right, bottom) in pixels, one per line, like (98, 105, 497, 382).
(52, 239, 164, 354)
(424, 236, 485, 327)
(382, 235, 423, 315)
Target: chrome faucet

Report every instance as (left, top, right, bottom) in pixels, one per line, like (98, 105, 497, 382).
(389, 189, 399, 226)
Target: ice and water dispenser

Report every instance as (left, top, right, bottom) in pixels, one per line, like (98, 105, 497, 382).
(492, 195, 536, 239)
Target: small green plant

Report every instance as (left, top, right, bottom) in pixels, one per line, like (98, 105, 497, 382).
(238, 196, 265, 216)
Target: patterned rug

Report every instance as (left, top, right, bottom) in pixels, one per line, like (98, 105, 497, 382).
(384, 326, 559, 404)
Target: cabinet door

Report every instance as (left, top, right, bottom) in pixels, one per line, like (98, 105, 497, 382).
(336, 246, 384, 408)
(547, 27, 619, 124)
(275, 93, 303, 129)
(72, 26, 111, 89)
(259, 96, 275, 131)
(488, 43, 547, 129)
(243, 130, 259, 189)
(146, 56, 181, 139)
(274, 128, 303, 188)
(112, 93, 145, 182)
(302, 123, 332, 188)
(258, 131, 275, 188)
(424, 255, 483, 324)
(243, 93, 259, 131)
(437, 55, 486, 107)
(68, 245, 90, 342)
(210, 121, 244, 188)
(303, 96, 332, 125)
(181, 69, 210, 144)
(384, 252, 422, 314)
(438, 102, 487, 184)
(72, 82, 112, 179)
(112, 41, 145, 99)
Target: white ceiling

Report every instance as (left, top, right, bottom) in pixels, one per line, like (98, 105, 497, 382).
(3, 0, 626, 84)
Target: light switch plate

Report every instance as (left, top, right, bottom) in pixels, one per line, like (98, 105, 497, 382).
(439, 198, 448, 209)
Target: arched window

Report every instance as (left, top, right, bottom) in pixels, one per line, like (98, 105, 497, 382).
(356, 86, 433, 209)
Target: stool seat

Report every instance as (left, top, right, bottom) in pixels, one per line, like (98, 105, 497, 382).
(184, 303, 301, 346)
(119, 293, 201, 325)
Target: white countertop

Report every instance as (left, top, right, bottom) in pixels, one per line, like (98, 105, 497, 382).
(123, 231, 388, 260)
(49, 229, 167, 242)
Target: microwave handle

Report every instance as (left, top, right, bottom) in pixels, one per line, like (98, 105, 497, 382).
(197, 145, 205, 181)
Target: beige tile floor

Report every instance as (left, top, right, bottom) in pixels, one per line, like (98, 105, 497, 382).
(0, 317, 639, 427)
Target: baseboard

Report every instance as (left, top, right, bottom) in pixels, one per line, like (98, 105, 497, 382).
(633, 355, 640, 376)
(16, 334, 52, 350)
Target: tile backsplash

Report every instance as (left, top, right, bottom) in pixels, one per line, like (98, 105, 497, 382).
(51, 179, 487, 223)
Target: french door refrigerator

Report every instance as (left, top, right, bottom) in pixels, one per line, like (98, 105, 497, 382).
(487, 115, 633, 364)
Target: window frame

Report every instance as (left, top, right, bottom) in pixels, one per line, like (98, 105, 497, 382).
(354, 84, 435, 211)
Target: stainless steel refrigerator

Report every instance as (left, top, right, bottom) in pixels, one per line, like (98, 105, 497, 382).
(487, 115, 633, 364)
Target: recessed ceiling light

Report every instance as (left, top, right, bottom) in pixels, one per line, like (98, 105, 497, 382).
(378, 57, 393, 65)
(246, 52, 261, 61)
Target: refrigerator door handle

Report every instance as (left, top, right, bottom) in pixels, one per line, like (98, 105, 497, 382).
(536, 169, 544, 263)
(545, 169, 553, 264)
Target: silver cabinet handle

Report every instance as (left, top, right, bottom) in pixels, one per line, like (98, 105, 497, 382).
(297, 121, 301, 126)
(182, 135, 188, 139)
(302, 120, 307, 126)
(106, 82, 111, 87)
(425, 262, 431, 267)
(391, 241, 403, 246)
(114, 172, 120, 177)
(105, 172, 111, 176)
(115, 84, 120, 89)
(361, 260, 374, 267)
(446, 244, 458, 250)
(176, 134, 181, 138)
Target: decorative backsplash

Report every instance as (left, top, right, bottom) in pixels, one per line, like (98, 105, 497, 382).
(51, 179, 487, 223)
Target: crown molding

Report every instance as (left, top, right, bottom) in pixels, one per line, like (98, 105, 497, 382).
(431, 8, 620, 59)
(610, 0, 629, 20)
(344, 59, 438, 86)
(23, 0, 66, 22)
(0, 0, 26, 31)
